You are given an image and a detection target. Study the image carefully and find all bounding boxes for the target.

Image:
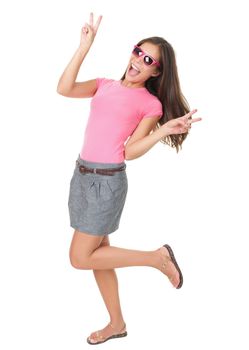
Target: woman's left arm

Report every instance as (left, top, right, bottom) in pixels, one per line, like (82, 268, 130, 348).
(124, 118, 166, 160)
(124, 110, 201, 160)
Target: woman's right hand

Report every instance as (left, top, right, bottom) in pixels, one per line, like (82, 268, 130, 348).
(79, 12, 102, 50)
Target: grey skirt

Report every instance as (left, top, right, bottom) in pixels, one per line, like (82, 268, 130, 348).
(68, 155, 128, 236)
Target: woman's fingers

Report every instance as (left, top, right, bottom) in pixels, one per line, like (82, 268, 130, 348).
(190, 109, 198, 115)
(79, 14, 102, 49)
(185, 109, 197, 120)
(190, 117, 202, 124)
(94, 15, 103, 32)
(180, 110, 202, 131)
(88, 12, 102, 32)
(82, 23, 90, 34)
(165, 109, 201, 135)
(183, 109, 202, 124)
(89, 12, 93, 26)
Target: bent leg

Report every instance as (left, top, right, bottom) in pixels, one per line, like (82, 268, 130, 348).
(69, 230, 157, 270)
(69, 230, 104, 268)
(69, 230, 181, 288)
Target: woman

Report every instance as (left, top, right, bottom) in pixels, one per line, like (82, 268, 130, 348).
(57, 13, 201, 345)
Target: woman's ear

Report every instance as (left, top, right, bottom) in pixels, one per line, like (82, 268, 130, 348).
(151, 70, 161, 77)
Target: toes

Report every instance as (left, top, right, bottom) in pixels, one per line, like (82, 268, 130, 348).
(161, 253, 180, 286)
(170, 275, 179, 288)
(88, 336, 97, 344)
(169, 262, 180, 285)
(88, 331, 100, 343)
(87, 336, 96, 344)
(160, 245, 182, 288)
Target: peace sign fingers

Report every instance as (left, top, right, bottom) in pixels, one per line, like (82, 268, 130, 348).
(190, 117, 202, 124)
(79, 13, 103, 49)
(182, 109, 202, 129)
(89, 12, 93, 27)
(93, 14, 103, 33)
(184, 109, 198, 122)
(89, 12, 102, 34)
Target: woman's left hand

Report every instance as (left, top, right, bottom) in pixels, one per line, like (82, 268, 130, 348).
(161, 109, 202, 135)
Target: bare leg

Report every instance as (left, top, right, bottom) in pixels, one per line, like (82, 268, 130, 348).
(69, 230, 181, 344)
(69, 230, 180, 287)
(89, 235, 126, 343)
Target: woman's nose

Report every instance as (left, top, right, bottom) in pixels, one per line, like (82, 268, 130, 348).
(134, 56, 143, 66)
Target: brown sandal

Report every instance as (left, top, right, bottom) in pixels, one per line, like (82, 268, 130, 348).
(87, 322, 127, 345)
(163, 244, 183, 289)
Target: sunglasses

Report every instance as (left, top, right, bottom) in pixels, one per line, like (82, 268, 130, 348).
(132, 45, 160, 68)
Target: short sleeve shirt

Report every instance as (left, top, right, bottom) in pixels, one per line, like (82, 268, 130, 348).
(80, 78, 163, 163)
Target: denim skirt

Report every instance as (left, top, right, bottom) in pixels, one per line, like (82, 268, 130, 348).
(68, 155, 128, 236)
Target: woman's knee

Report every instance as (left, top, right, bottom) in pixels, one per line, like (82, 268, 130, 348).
(69, 230, 106, 269)
(69, 249, 89, 269)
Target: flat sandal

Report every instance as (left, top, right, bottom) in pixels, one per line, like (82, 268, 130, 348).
(163, 244, 183, 289)
(87, 322, 127, 345)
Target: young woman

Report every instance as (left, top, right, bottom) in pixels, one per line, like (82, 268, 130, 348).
(57, 13, 201, 345)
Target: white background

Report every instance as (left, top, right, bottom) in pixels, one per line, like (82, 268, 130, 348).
(1, 0, 248, 349)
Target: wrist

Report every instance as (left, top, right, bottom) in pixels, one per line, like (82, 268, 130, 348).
(157, 125, 170, 139)
(77, 44, 91, 55)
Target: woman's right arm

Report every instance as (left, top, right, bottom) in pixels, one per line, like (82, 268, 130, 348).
(56, 13, 102, 98)
(56, 46, 97, 98)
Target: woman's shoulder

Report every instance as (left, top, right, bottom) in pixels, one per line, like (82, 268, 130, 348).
(143, 90, 162, 107)
(139, 90, 163, 117)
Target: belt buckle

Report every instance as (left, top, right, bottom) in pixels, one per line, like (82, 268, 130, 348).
(79, 165, 87, 174)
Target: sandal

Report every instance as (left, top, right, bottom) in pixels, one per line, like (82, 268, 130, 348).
(163, 244, 183, 289)
(87, 322, 127, 345)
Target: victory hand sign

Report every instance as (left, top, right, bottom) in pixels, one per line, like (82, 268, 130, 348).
(162, 109, 202, 135)
(79, 12, 102, 50)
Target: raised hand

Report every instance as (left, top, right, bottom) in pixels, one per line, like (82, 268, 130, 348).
(79, 12, 102, 50)
(162, 109, 202, 135)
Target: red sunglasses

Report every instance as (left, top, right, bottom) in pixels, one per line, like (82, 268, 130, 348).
(132, 45, 160, 68)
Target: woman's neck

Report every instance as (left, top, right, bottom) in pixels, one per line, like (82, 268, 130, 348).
(119, 79, 145, 89)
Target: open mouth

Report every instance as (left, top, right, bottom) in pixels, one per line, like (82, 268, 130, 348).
(128, 63, 141, 76)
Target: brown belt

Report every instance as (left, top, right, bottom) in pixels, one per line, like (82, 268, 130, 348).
(76, 160, 126, 176)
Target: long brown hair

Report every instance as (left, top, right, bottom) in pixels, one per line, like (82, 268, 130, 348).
(121, 37, 190, 152)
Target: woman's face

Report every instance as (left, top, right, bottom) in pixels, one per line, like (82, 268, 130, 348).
(124, 42, 161, 85)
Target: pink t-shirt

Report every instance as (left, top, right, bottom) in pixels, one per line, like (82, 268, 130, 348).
(80, 78, 163, 163)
